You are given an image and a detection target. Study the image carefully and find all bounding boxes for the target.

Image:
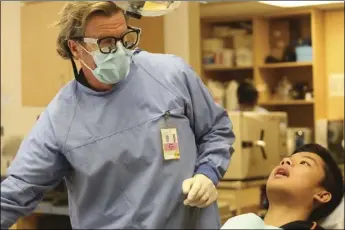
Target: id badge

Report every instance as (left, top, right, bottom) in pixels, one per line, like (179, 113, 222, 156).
(160, 111, 180, 160)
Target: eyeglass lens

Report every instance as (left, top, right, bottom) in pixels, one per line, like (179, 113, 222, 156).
(99, 30, 139, 54)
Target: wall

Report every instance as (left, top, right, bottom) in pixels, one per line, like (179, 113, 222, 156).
(164, 2, 201, 75)
(1, 1, 44, 138)
(164, 2, 190, 62)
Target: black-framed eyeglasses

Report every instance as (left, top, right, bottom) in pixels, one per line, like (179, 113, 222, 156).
(70, 26, 141, 54)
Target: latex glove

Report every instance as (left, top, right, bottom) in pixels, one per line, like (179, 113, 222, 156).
(182, 174, 218, 208)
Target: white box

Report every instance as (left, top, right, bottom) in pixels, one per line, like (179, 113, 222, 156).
(203, 38, 224, 52)
(213, 26, 231, 37)
(222, 49, 234, 67)
(235, 48, 253, 67)
(208, 80, 225, 107)
(233, 34, 253, 50)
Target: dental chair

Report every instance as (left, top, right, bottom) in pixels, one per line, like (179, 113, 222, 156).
(319, 196, 344, 229)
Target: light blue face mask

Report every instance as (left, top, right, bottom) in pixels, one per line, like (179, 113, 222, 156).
(80, 42, 132, 85)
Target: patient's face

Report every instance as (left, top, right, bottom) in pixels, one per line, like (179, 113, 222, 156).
(267, 152, 329, 204)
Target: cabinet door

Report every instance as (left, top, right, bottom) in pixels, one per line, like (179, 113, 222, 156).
(21, 2, 73, 107)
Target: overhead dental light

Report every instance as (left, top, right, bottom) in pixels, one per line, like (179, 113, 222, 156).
(116, 1, 207, 19)
(116, 1, 181, 19)
(259, 1, 344, 8)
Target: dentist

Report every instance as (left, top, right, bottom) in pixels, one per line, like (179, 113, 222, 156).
(1, 2, 235, 229)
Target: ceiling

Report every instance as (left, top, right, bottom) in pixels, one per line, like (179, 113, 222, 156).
(200, 1, 344, 19)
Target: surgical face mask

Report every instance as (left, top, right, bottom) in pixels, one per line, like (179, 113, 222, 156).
(80, 42, 132, 85)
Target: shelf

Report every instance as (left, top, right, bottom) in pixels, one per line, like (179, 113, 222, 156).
(259, 100, 314, 106)
(259, 62, 313, 69)
(204, 65, 253, 71)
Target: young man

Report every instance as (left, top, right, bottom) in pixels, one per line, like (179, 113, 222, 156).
(222, 144, 344, 229)
(237, 81, 268, 113)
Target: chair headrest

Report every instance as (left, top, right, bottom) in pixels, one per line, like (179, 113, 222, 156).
(319, 196, 344, 229)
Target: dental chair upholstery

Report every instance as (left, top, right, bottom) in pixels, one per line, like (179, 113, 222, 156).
(319, 196, 344, 229)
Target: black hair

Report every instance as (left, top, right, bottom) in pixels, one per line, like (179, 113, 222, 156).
(237, 81, 258, 106)
(292, 143, 344, 222)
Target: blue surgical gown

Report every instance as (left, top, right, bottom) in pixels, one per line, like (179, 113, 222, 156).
(1, 51, 235, 229)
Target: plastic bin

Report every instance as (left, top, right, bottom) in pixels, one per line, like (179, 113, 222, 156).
(295, 46, 313, 62)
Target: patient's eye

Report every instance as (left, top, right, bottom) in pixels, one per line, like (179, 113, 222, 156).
(300, 161, 311, 166)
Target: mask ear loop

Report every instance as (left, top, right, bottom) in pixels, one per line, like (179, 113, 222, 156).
(64, 40, 96, 90)
(77, 43, 95, 73)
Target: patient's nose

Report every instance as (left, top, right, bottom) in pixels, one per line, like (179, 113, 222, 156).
(280, 158, 292, 166)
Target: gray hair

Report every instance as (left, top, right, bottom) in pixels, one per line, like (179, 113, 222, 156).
(54, 1, 125, 59)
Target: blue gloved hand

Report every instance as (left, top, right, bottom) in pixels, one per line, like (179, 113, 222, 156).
(182, 174, 218, 208)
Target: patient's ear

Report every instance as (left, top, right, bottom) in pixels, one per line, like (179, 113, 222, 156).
(314, 191, 332, 204)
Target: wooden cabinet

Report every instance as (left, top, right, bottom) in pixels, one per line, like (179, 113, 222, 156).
(253, 11, 316, 130)
(254, 9, 344, 130)
(199, 3, 344, 138)
(200, 18, 255, 85)
(21, 2, 165, 107)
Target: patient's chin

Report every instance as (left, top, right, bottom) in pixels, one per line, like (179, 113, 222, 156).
(267, 177, 291, 190)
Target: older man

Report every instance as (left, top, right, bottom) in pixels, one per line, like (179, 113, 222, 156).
(1, 2, 235, 229)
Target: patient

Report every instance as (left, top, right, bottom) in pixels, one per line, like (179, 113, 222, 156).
(222, 144, 344, 229)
